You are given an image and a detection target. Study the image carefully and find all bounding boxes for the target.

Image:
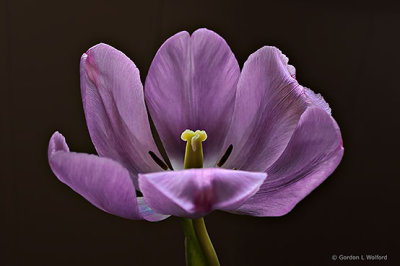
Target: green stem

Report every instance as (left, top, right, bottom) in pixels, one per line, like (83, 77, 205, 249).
(181, 218, 207, 266)
(192, 217, 220, 266)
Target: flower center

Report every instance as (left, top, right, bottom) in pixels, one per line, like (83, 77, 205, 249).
(181, 129, 207, 169)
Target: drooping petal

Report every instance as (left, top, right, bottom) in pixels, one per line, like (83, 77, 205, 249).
(235, 107, 343, 216)
(221, 46, 309, 172)
(145, 28, 240, 170)
(80, 43, 164, 187)
(48, 132, 168, 222)
(138, 168, 266, 218)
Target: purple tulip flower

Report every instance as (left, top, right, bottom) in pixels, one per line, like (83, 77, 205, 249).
(48, 28, 343, 223)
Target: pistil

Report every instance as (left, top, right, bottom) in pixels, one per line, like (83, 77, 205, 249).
(181, 129, 207, 169)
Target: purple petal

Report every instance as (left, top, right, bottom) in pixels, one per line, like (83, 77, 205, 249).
(48, 132, 168, 222)
(235, 107, 343, 216)
(138, 168, 266, 218)
(221, 46, 309, 172)
(80, 43, 164, 187)
(145, 29, 240, 170)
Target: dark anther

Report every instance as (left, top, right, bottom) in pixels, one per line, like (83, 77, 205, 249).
(149, 151, 169, 170)
(217, 144, 233, 167)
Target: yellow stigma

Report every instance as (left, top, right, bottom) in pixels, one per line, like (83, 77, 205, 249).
(181, 129, 207, 169)
(181, 130, 207, 152)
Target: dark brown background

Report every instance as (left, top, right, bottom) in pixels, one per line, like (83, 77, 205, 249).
(2, 0, 399, 265)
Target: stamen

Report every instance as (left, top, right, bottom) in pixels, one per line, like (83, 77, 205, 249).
(148, 151, 169, 170)
(217, 144, 233, 167)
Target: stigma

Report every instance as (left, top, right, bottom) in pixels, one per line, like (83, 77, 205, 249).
(181, 129, 207, 169)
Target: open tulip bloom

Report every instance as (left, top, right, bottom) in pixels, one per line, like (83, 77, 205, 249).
(48, 28, 343, 265)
